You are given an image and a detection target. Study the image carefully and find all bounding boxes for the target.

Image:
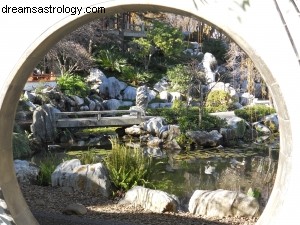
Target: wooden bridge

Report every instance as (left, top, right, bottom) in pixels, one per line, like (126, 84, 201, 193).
(55, 110, 152, 128)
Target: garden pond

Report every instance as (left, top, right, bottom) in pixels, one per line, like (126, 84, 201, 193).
(32, 133, 279, 210)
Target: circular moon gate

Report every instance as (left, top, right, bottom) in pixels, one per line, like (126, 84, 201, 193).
(0, 1, 300, 225)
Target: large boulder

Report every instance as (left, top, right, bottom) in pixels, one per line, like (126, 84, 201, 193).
(202, 52, 217, 82)
(51, 159, 111, 197)
(119, 186, 178, 213)
(189, 189, 259, 218)
(136, 85, 150, 110)
(159, 125, 181, 141)
(123, 86, 136, 100)
(140, 117, 166, 136)
(14, 160, 40, 184)
(153, 78, 169, 92)
(30, 104, 60, 143)
(226, 116, 247, 139)
(103, 99, 120, 110)
(107, 77, 122, 99)
(186, 130, 223, 147)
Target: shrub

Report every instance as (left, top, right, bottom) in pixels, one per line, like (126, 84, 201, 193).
(205, 90, 234, 113)
(13, 125, 31, 159)
(37, 154, 61, 186)
(202, 38, 227, 63)
(104, 138, 153, 192)
(234, 105, 276, 123)
(147, 101, 226, 132)
(96, 48, 127, 73)
(57, 73, 90, 97)
(78, 148, 101, 165)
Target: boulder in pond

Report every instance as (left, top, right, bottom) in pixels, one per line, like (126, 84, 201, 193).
(186, 130, 222, 147)
(30, 104, 60, 143)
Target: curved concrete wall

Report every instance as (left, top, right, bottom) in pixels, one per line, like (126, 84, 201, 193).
(0, 0, 300, 224)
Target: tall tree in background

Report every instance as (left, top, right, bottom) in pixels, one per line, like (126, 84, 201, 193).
(130, 20, 184, 70)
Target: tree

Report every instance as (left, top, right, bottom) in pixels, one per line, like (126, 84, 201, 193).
(46, 40, 94, 75)
(130, 21, 184, 70)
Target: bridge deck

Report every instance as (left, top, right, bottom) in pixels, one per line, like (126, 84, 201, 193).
(55, 110, 152, 128)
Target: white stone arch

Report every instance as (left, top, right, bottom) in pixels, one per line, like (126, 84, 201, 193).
(0, 1, 299, 224)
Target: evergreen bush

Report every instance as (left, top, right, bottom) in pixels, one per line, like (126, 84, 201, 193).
(57, 73, 90, 97)
(205, 90, 234, 113)
(234, 105, 276, 123)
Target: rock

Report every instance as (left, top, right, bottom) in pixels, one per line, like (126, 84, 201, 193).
(148, 89, 157, 102)
(186, 130, 223, 147)
(123, 86, 136, 100)
(107, 77, 122, 99)
(63, 203, 87, 215)
(85, 97, 96, 111)
(120, 101, 134, 107)
(153, 78, 169, 92)
(189, 189, 259, 218)
(103, 99, 120, 110)
(159, 91, 170, 102)
(140, 117, 166, 136)
(86, 68, 107, 83)
(119, 186, 178, 213)
(119, 81, 128, 91)
(262, 113, 279, 132)
(252, 122, 271, 135)
(169, 92, 182, 102)
(79, 105, 89, 111)
(14, 160, 40, 184)
(136, 85, 150, 110)
(226, 116, 247, 139)
(24, 91, 36, 102)
(71, 95, 84, 106)
(159, 125, 181, 141)
(52, 160, 111, 197)
(147, 136, 163, 148)
(163, 140, 181, 150)
(220, 127, 237, 145)
(202, 52, 217, 82)
(30, 104, 60, 143)
(51, 159, 82, 186)
(0, 189, 15, 225)
(125, 125, 143, 136)
(240, 92, 254, 106)
(25, 100, 37, 111)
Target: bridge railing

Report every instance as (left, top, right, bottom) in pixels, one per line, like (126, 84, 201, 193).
(55, 109, 143, 121)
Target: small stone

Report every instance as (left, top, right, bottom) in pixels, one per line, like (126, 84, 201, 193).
(63, 203, 87, 215)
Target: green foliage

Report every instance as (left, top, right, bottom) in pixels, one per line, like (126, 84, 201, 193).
(247, 187, 261, 199)
(205, 90, 235, 113)
(202, 38, 227, 63)
(96, 48, 127, 73)
(131, 21, 184, 70)
(104, 138, 153, 192)
(13, 124, 31, 159)
(37, 154, 61, 186)
(149, 21, 184, 57)
(77, 148, 101, 165)
(147, 100, 226, 132)
(166, 65, 191, 94)
(234, 105, 276, 123)
(13, 133, 31, 159)
(57, 73, 90, 97)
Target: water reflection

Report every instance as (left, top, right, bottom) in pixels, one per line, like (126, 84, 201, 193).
(147, 146, 278, 210)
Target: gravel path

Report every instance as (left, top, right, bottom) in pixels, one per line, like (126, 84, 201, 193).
(21, 184, 258, 225)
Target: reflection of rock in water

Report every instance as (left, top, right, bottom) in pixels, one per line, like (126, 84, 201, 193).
(203, 161, 217, 189)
